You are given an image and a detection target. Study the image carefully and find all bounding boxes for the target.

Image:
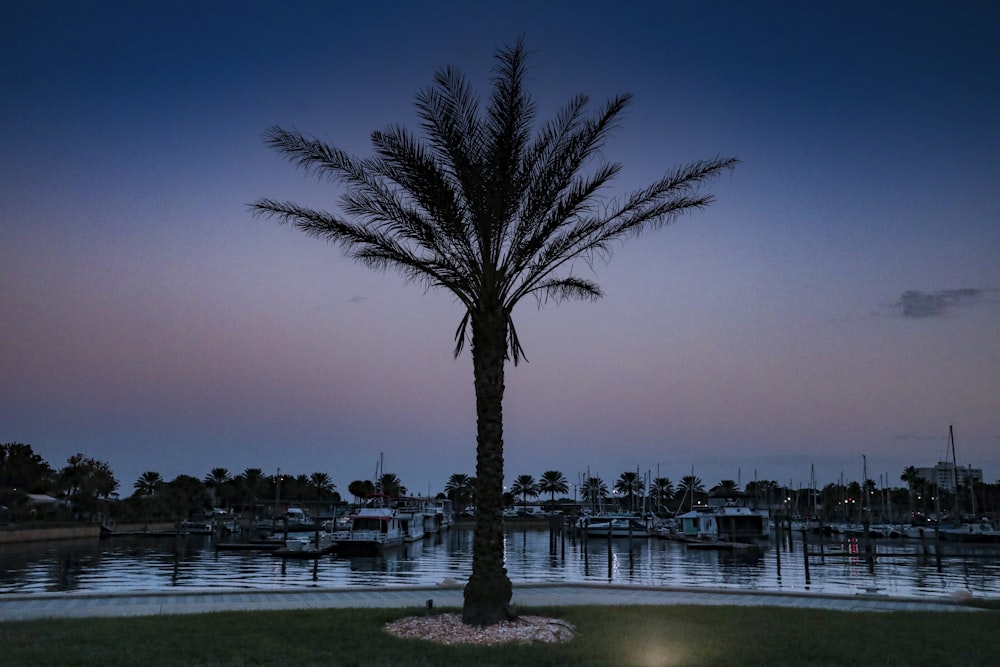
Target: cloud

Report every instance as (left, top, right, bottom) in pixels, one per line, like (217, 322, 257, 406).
(892, 288, 994, 319)
(349, 296, 369, 304)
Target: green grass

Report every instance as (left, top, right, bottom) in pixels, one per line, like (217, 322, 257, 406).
(2, 605, 997, 666)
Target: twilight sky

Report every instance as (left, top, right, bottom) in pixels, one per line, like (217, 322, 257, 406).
(3, 1, 998, 499)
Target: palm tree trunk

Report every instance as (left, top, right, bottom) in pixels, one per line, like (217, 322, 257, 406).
(462, 305, 514, 625)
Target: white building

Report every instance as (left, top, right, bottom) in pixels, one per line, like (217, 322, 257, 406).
(915, 462, 983, 492)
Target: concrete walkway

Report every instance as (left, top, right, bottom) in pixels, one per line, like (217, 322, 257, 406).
(0, 584, 988, 621)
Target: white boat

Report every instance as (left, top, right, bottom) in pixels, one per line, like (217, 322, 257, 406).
(577, 513, 650, 538)
(393, 498, 427, 543)
(678, 506, 770, 543)
(331, 505, 405, 555)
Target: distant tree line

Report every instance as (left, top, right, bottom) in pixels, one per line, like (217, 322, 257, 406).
(4, 442, 998, 524)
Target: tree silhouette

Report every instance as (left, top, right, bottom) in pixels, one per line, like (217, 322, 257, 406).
(650, 477, 674, 514)
(539, 470, 568, 503)
(444, 473, 476, 509)
(236, 468, 265, 513)
(581, 476, 609, 512)
(133, 471, 163, 497)
(677, 475, 705, 510)
(60, 453, 118, 515)
(710, 479, 740, 494)
(309, 472, 335, 500)
(510, 474, 539, 511)
(252, 39, 735, 624)
(1, 443, 55, 493)
(348, 479, 375, 503)
(614, 471, 645, 513)
(377, 473, 404, 497)
(203, 468, 232, 508)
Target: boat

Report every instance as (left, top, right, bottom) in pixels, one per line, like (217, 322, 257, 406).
(393, 498, 427, 543)
(273, 532, 336, 558)
(421, 498, 455, 535)
(678, 506, 770, 543)
(179, 519, 214, 535)
(215, 532, 287, 551)
(577, 512, 650, 538)
(938, 519, 1000, 544)
(330, 503, 405, 555)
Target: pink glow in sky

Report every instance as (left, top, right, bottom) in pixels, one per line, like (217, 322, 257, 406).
(3, 1, 999, 496)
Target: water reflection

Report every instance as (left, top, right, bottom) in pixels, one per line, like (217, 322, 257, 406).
(2, 529, 999, 599)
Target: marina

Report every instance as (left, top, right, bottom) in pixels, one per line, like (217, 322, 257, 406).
(2, 525, 999, 601)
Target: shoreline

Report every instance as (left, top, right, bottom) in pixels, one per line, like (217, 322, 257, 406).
(0, 582, 990, 622)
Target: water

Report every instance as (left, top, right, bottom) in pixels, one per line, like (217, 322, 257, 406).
(3, 528, 999, 599)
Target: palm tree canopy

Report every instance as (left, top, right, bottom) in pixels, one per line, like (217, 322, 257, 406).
(614, 471, 645, 495)
(133, 471, 163, 496)
(582, 476, 609, 500)
(309, 472, 335, 496)
(510, 474, 539, 499)
(378, 473, 404, 497)
(204, 468, 231, 486)
(711, 479, 740, 494)
(539, 470, 568, 500)
(651, 477, 674, 496)
(678, 475, 705, 497)
(252, 39, 737, 363)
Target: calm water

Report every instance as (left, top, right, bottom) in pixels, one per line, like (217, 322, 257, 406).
(2, 528, 999, 599)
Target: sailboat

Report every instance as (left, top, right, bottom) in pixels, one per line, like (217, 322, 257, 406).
(937, 426, 1000, 543)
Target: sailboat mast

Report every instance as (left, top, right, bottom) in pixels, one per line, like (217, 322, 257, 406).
(949, 425, 960, 516)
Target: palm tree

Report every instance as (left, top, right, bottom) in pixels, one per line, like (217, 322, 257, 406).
(677, 475, 705, 510)
(133, 471, 163, 497)
(203, 467, 231, 508)
(650, 477, 674, 515)
(510, 474, 539, 512)
(614, 471, 645, 513)
(900, 465, 922, 519)
(538, 470, 568, 504)
(581, 476, 609, 513)
(309, 472, 335, 500)
(710, 479, 740, 495)
(377, 473, 404, 498)
(252, 40, 736, 625)
(236, 468, 265, 513)
(444, 473, 476, 510)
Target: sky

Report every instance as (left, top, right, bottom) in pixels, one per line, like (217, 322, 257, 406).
(3, 1, 999, 499)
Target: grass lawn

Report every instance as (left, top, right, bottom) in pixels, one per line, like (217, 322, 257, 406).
(2, 604, 997, 666)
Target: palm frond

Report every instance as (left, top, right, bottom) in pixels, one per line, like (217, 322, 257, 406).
(254, 39, 737, 365)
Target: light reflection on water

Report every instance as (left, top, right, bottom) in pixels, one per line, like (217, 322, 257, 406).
(2, 528, 999, 599)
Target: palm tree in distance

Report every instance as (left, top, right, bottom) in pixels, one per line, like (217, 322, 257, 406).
(510, 474, 539, 512)
(444, 473, 476, 510)
(133, 471, 162, 497)
(900, 465, 922, 519)
(678, 475, 705, 511)
(711, 479, 740, 495)
(614, 471, 645, 513)
(539, 470, 568, 504)
(377, 473, 405, 497)
(581, 476, 609, 513)
(309, 472, 335, 500)
(650, 477, 674, 515)
(203, 467, 231, 508)
(252, 40, 736, 625)
(236, 468, 265, 513)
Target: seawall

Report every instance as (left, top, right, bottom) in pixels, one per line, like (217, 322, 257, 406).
(0, 524, 101, 544)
